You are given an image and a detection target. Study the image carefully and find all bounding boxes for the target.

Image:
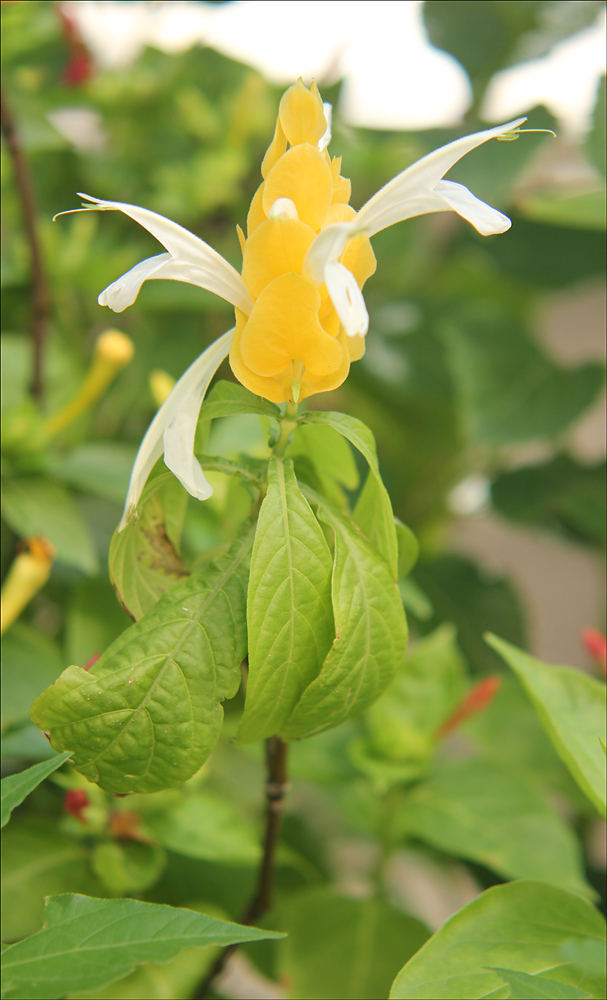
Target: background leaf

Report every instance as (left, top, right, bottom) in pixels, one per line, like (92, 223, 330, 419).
(280, 887, 430, 1000)
(394, 758, 591, 895)
(487, 636, 607, 816)
(2, 477, 98, 574)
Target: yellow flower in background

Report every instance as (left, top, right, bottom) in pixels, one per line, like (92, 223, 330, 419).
(57, 80, 524, 527)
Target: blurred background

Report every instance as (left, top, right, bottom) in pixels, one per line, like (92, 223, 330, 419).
(1, 2, 605, 994)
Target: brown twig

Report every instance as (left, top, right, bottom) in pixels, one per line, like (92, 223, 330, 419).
(195, 735, 289, 999)
(1, 81, 50, 400)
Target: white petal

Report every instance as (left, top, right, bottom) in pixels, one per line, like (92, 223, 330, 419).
(268, 197, 299, 219)
(98, 253, 172, 312)
(119, 328, 234, 530)
(318, 102, 332, 151)
(435, 180, 511, 236)
(356, 118, 526, 236)
(303, 221, 362, 286)
(78, 193, 252, 313)
(325, 261, 369, 338)
(162, 329, 233, 501)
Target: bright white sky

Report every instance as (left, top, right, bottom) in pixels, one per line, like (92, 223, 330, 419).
(65, 0, 606, 134)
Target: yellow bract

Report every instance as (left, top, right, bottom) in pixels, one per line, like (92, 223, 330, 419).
(231, 79, 377, 403)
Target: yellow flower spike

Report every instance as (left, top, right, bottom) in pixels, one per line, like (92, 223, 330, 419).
(246, 183, 267, 235)
(149, 369, 175, 408)
(241, 217, 316, 299)
(278, 78, 327, 147)
(262, 144, 333, 231)
(0, 536, 56, 635)
(261, 114, 287, 179)
(239, 272, 343, 380)
(79, 89, 525, 516)
(43, 329, 135, 438)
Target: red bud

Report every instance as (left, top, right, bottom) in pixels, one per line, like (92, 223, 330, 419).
(64, 789, 89, 821)
(84, 654, 100, 672)
(436, 676, 502, 738)
(582, 628, 606, 678)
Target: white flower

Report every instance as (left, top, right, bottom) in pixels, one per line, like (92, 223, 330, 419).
(65, 116, 525, 528)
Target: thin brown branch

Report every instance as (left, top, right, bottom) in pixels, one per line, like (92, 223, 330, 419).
(195, 735, 289, 999)
(1, 81, 50, 400)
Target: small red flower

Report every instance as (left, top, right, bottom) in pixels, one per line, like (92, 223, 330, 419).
(436, 676, 502, 738)
(582, 628, 607, 678)
(64, 789, 89, 821)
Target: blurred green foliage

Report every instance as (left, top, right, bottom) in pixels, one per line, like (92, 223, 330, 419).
(1, 1, 605, 997)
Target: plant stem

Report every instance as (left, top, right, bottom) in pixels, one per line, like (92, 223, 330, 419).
(194, 736, 289, 998)
(272, 400, 299, 459)
(1, 82, 50, 401)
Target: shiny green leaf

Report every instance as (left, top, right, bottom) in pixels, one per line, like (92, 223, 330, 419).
(1, 894, 284, 1000)
(32, 528, 253, 793)
(282, 498, 407, 739)
(198, 379, 280, 421)
(488, 967, 591, 999)
(300, 410, 398, 578)
(238, 459, 334, 742)
(109, 469, 189, 621)
(390, 881, 606, 999)
(1, 752, 72, 828)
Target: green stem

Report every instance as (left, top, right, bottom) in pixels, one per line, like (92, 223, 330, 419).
(272, 400, 299, 459)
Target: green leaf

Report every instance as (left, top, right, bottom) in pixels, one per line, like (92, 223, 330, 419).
(281, 498, 407, 739)
(1, 818, 100, 943)
(300, 411, 398, 578)
(394, 758, 591, 895)
(481, 214, 606, 289)
(287, 422, 359, 490)
(491, 456, 606, 548)
(31, 527, 253, 793)
(441, 314, 604, 444)
(1, 623, 63, 733)
(486, 636, 607, 817)
(91, 842, 166, 895)
(389, 880, 606, 1000)
(411, 555, 526, 675)
(197, 453, 264, 484)
(65, 578, 132, 669)
(50, 443, 139, 505)
(518, 188, 606, 233)
(1, 752, 72, 828)
(145, 790, 260, 864)
(1, 894, 284, 1000)
(1, 476, 98, 574)
(198, 379, 281, 421)
(398, 578, 433, 620)
(488, 968, 592, 999)
(395, 518, 419, 578)
(586, 76, 606, 177)
(560, 938, 607, 980)
(238, 459, 334, 742)
(364, 624, 467, 763)
(280, 887, 430, 1000)
(109, 469, 189, 621)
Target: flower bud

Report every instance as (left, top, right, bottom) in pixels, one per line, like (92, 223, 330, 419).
(43, 329, 134, 437)
(0, 536, 56, 634)
(149, 369, 175, 408)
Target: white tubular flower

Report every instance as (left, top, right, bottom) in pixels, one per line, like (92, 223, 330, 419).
(71, 194, 253, 314)
(303, 221, 370, 338)
(119, 329, 233, 531)
(356, 117, 527, 237)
